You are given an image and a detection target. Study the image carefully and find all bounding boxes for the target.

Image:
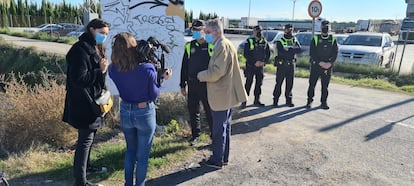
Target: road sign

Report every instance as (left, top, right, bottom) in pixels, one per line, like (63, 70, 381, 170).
(308, 0, 322, 18)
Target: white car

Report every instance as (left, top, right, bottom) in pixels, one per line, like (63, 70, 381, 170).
(337, 32, 395, 67)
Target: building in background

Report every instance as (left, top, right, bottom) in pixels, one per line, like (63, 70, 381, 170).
(240, 17, 260, 28)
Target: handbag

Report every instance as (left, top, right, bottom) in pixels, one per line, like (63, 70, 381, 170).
(83, 88, 113, 117)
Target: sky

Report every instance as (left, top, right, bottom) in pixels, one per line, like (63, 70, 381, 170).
(43, 0, 407, 22)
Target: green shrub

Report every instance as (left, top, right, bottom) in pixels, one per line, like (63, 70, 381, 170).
(389, 73, 414, 87)
(400, 85, 414, 93)
(155, 93, 187, 126)
(0, 40, 66, 85)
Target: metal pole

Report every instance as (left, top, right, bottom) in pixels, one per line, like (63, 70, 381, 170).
(391, 34, 400, 70)
(292, 0, 297, 20)
(397, 30, 410, 74)
(312, 18, 315, 36)
(248, 0, 251, 28)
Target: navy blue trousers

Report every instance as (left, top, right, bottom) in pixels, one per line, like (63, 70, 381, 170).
(210, 109, 232, 164)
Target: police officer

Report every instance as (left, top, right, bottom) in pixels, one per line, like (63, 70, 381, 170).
(180, 20, 214, 145)
(240, 25, 270, 108)
(272, 24, 301, 107)
(306, 20, 338, 110)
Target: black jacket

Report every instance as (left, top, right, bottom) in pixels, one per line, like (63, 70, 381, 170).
(309, 34, 338, 64)
(62, 32, 105, 129)
(180, 40, 212, 88)
(243, 37, 270, 68)
(276, 35, 301, 61)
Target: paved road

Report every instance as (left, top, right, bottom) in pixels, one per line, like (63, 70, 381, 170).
(148, 75, 414, 185)
(1, 33, 413, 185)
(0, 34, 71, 55)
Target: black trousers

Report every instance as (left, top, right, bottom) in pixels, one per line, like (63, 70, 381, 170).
(74, 128, 96, 185)
(187, 80, 213, 138)
(307, 65, 332, 103)
(244, 66, 264, 99)
(273, 64, 295, 102)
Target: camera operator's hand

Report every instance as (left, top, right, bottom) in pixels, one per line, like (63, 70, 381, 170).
(100, 58, 108, 74)
(181, 88, 187, 96)
(163, 68, 172, 80)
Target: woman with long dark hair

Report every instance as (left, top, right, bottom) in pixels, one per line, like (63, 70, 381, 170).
(109, 32, 171, 186)
(63, 18, 110, 186)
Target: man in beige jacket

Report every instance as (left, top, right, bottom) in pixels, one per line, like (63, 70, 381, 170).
(197, 19, 248, 168)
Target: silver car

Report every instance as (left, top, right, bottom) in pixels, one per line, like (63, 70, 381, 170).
(337, 32, 395, 67)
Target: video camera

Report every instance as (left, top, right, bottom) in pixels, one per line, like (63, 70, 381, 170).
(136, 36, 170, 85)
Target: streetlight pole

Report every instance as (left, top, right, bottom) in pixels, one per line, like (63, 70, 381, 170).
(248, 0, 251, 28)
(292, 0, 297, 20)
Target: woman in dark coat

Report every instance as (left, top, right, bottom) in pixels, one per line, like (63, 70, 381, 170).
(62, 18, 110, 186)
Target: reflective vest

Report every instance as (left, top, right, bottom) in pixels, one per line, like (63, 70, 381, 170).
(248, 38, 265, 50)
(185, 42, 214, 59)
(313, 35, 336, 46)
(278, 37, 296, 47)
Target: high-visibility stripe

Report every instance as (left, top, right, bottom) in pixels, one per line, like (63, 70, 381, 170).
(186, 42, 214, 58)
(208, 43, 214, 56)
(185, 42, 191, 58)
(314, 35, 336, 46)
(279, 37, 295, 47)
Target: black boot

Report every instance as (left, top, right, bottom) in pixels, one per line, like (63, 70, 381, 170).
(273, 98, 278, 107)
(321, 102, 330, 110)
(254, 97, 265, 107)
(286, 99, 294, 107)
(306, 100, 313, 109)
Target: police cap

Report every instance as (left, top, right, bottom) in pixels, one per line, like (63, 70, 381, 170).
(321, 20, 330, 27)
(284, 24, 293, 29)
(191, 20, 205, 29)
(253, 25, 263, 31)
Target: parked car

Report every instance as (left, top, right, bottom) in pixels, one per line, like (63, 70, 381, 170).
(294, 32, 313, 56)
(334, 34, 349, 45)
(337, 32, 395, 67)
(237, 30, 283, 58)
(66, 26, 85, 38)
(23, 24, 58, 33)
(40, 23, 82, 37)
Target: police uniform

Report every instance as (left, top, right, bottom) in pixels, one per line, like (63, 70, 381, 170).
(272, 24, 301, 107)
(242, 25, 270, 108)
(180, 20, 214, 141)
(306, 20, 338, 110)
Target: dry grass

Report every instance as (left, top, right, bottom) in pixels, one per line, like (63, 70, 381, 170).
(0, 72, 77, 156)
(156, 93, 188, 126)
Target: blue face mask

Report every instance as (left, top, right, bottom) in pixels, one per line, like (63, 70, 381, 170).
(205, 33, 214, 43)
(95, 32, 107, 44)
(192, 31, 202, 40)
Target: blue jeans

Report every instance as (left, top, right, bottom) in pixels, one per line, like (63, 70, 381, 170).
(210, 109, 232, 164)
(120, 101, 156, 186)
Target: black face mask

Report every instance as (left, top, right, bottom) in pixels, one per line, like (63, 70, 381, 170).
(286, 32, 292, 37)
(322, 27, 329, 34)
(256, 32, 262, 38)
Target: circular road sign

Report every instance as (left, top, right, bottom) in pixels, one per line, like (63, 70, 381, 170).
(308, 0, 322, 18)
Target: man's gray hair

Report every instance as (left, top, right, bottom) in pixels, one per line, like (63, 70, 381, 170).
(206, 19, 223, 34)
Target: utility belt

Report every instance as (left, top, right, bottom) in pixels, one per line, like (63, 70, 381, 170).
(275, 58, 296, 67)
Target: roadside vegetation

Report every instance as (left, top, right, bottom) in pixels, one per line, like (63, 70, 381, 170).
(0, 28, 77, 45)
(0, 36, 413, 184)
